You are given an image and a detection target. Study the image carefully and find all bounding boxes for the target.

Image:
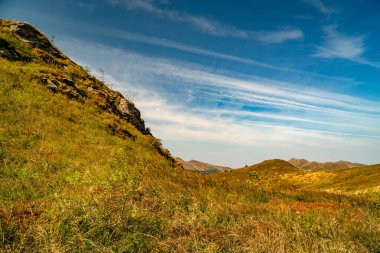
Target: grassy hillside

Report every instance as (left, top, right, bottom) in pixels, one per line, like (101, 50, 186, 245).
(289, 158, 365, 171)
(210, 160, 380, 195)
(1, 19, 379, 252)
(285, 164, 380, 194)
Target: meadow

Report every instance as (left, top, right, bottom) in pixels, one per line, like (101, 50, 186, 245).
(0, 19, 379, 252)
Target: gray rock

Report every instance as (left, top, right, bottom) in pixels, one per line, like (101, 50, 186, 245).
(0, 38, 23, 61)
(47, 84, 58, 92)
(41, 77, 58, 92)
(12, 23, 64, 59)
(61, 78, 74, 86)
(108, 90, 121, 100)
(118, 98, 142, 118)
(118, 98, 132, 115)
(68, 90, 79, 99)
(87, 87, 99, 94)
(41, 55, 67, 69)
(117, 98, 148, 134)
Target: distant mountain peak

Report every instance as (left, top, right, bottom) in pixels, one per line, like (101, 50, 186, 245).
(177, 158, 232, 174)
(288, 158, 365, 171)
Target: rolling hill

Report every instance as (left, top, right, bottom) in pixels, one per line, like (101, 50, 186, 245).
(1, 19, 379, 252)
(210, 159, 380, 194)
(289, 158, 365, 171)
(177, 158, 231, 174)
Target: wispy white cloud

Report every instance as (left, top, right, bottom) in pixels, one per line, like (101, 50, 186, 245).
(314, 26, 380, 69)
(43, 16, 353, 84)
(303, 1, 380, 68)
(315, 26, 365, 59)
(66, 35, 379, 117)
(117, 53, 380, 115)
(303, 0, 334, 15)
(109, 0, 248, 38)
(56, 37, 380, 165)
(103, 28, 343, 80)
(108, 0, 303, 43)
(253, 28, 304, 44)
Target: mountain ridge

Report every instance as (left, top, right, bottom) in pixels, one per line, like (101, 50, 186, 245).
(209, 159, 380, 194)
(177, 158, 231, 174)
(288, 158, 365, 171)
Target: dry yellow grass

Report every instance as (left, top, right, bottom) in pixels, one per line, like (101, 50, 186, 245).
(0, 18, 379, 252)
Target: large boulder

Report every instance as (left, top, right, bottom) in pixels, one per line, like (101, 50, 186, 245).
(118, 98, 148, 134)
(41, 77, 58, 92)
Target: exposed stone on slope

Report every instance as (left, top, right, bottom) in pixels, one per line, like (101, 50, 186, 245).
(10, 23, 65, 59)
(40, 54, 67, 69)
(0, 38, 24, 61)
(40, 77, 86, 102)
(1, 19, 151, 137)
(61, 78, 74, 86)
(87, 86, 99, 95)
(68, 90, 80, 99)
(39, 77, 149, 133)
(41, 77, 58, 92)
(117, 98, 147, 134)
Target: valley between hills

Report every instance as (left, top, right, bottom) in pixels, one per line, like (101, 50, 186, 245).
(0, 19, 379, 252)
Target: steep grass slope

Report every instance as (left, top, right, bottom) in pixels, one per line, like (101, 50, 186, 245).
(1, 19, 379, 252)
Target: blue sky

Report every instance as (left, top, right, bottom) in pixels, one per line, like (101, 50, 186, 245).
(1, 0, 380, 166)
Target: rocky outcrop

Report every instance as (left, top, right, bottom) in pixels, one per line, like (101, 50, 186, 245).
(41, 77, 58, 92)
(1, 19, 150, 137)
(61, 78, 74, 86)
(117, 98, 148, 134)
(40, 77, 87, 101)
(40, 54, 67, 69)
(10, 22, 65, 59)
(0, 38, 25, 61)
(0, 18, 177, 166)
(39, 76, 149, 134)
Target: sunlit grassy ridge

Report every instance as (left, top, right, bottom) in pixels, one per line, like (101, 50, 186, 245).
(1, 19, 379, 252)
(211, 160, 380, 194)
(288, 158, 365, 171)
